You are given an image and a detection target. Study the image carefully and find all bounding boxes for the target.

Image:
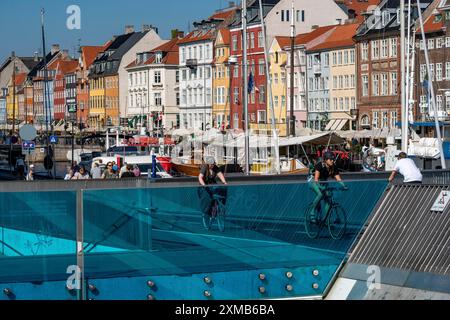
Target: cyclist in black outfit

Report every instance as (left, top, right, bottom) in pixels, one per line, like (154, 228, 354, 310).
(310, 151, 347, 222)
(198, 156, 228, 217)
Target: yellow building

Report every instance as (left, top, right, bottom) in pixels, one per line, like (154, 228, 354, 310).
(264, 36, 289, 136)
(88, 77, 105, 130)
(6, 73, 26, 125)
(321, 23, 360, 131)
(212, 29, 231, 129)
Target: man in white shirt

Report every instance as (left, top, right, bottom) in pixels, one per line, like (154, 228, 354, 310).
(389, 152, 423, 184)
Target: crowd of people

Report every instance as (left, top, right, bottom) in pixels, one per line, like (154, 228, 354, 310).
(63, 160, 141, 180)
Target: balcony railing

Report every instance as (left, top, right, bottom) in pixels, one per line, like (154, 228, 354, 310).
(313, 64, 321, 74)
(186, 59, 198, 68)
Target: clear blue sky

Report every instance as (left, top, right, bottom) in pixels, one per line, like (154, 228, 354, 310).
(0, 0, 229, 62)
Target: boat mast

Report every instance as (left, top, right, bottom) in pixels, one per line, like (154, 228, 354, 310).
(405, 0, 412, 137)
(258, 0, 280, 174)
(401, 0, 408, 153)
(289, 0, 296, 137)
(242, 0, 250, 175)
(416, 0, 446, 169)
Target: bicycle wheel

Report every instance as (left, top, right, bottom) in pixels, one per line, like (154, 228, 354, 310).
(327, 205, 347, 240)
(304, 204, 322, 239)
(216, 203, 226, 232)
(202, 204, 215, 231)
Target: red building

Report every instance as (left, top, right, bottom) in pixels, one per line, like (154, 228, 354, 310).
(229, 2, 277, 130)
(77, 46, 104, 126)
(53, 59, 78, 121)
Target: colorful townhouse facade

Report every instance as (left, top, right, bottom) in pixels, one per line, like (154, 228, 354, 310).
(89, 26, 163, 128)
(6, 73, 26, 123)
(77, 46, 104, 127)
(0, 88, 7, 125)
(354, 0, 432, 131)
(126, 38, 180, 132)
(212, 28, 232, 129)
(414, 0, 450, 127)
(318, 22, 360, 131)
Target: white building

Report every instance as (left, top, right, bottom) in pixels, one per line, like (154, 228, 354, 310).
(126, 38, 180, 131)
(178, 28, 216, 130)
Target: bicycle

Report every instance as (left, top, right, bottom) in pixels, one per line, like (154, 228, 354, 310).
(304, 186, 348, 240)
(202, 186, 227, 232)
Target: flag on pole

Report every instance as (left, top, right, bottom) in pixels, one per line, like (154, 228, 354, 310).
(248, 72, 254, 94)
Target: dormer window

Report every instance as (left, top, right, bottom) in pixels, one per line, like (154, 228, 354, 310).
(435, 14, 442, 23)
(155, 52, 162, 64)
(382, 11, 391, 26)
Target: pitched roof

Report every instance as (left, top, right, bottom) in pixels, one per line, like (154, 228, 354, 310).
(274, 36, 291, 49)
(177, 29, 216, 45)
(340, 0, 382, 15)
(14, 73, 27, 86)
(308, 22, 360, 51)
(81, 46, 104, 69)
(217, 28, 231, 45)
(419, 10, 445, 33)
(209, 8, 237, 21)
(53, 60, 79, 79)
(295, 25, 337, 46)
(126, 39, 180, 69)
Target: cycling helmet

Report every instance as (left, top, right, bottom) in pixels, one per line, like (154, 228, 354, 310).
(324, 151, 335, 161)
(205, 156, 216, 165)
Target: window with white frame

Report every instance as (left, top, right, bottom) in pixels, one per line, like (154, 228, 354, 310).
(154, 71, 161, 84)
(437, 95, 443, 111)
(155, 93, 162, 106)
(361, 42, 368, 61)
(428, 39, 434, 50)
(259, 59, 265, 75)
(430, 64, 435, 81)
(362, 75, 369, 96)
(332, 52, 337, 65)
(381, 73, 388, 96)
(350, 49, 355, 64)
(446, 96, 450, 111)
(373, 74, 380, 96)
(234, 66, 239, 78)
(250, 33, 255, 49)
(232, 35, 238, 51)
(324, 53, 329, 67)
(345, 75, 349, 88)
(420, 64, 426, 82)
(446, 62, 450, 80)
(339, 97, 344, 110)
(258, 31, 263, 48)
(338, 52, 342, 65)
(390, 111, 397, 128)
(390, 38, 397, 57)
(351, 74, 356, 88)
(420, 40, 425, 50)
(436, 63, 443, 81)
(258, 110, 266, 124)
(381, 39, 388, 58)
(390, 72, 397, 95)
(382, 111, 388, 128)
(343, 51, 349, 64)
(371, 40, 379, 60)
(446, 37, 450, 48)
(373, 111, 379, 128)
(333, 98, 338, 110)
(436, 38, 443, 49)
(420, 95, 427, 114)
(333, 76, 337, 89)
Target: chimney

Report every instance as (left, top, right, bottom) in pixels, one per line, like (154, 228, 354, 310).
(34, 51, 39, 62)
(142, 24, 152, 32)
(336, 18, 342, 25)
(62, 50, 70, 59)
(311, 25, 319, 30)
(51, 44, 60, 55)
(178, 31, 185, 39)
(125, 25, 135, 34)
(11, 51, 16, 58)
(229, 1, 236, 7)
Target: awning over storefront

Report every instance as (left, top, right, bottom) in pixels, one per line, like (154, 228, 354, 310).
(325, 119, 349, 131)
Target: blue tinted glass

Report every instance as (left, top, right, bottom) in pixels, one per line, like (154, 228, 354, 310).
(0, 191, 77, 300)
(83, 180, 387, 300)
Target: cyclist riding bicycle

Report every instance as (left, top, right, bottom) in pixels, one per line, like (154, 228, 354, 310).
(198, 156, 228, 217)
(310, 151, 348, 223)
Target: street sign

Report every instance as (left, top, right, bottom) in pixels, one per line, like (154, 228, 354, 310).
(50, 136, 58, 144)
(22, 140, 36, 155)
(19, 125, 37, 141)
(67, 103, 77, 113)
(431, 190, 450, 212)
